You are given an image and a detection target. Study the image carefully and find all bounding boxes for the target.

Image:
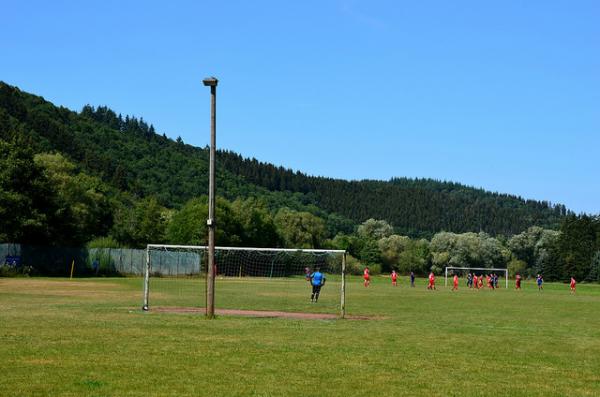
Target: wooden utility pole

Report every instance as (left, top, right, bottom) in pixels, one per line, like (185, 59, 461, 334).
(203, 76, 218, 319)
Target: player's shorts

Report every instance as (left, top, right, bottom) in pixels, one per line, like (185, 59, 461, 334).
(364, 277, 370, 281)
(312, 284, 322, 294)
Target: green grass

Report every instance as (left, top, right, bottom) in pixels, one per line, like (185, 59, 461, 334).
(1, 276, 599, 396)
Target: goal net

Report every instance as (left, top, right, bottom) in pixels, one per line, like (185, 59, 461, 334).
(143, 244, 347, 317)
(444, 266, 509, 289)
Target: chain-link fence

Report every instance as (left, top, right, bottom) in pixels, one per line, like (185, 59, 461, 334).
(0, 243, 153, 276)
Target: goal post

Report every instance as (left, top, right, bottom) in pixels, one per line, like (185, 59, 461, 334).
(444, 266, 509, 289)
(143, 244, 347, 318)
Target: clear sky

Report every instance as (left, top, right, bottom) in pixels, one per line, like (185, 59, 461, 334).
(2, 0, 599, 214)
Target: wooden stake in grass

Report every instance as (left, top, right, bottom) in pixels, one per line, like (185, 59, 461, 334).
(69, 259, 75, 279)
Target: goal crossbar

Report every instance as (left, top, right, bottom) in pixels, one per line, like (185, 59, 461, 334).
(146, 244, 345, 254)
(444, 266, 509, 289)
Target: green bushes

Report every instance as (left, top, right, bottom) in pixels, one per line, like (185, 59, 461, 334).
(344, 255, 380, 276)
(87, 236, 121, 249)
(0, 264, 33, 277)
(508, 258, 527, 277)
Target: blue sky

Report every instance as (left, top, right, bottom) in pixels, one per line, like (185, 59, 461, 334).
(2, 0, 599, 213)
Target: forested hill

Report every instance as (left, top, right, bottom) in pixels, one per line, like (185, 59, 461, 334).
(220, 153, 569, 236)
(0, 81, 568, 237)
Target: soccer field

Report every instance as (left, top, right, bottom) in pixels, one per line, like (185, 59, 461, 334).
(1, 276, 599, 396)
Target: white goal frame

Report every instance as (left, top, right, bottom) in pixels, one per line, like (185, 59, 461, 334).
(444, 266, 509, 289)
(143, 244, 347, 318)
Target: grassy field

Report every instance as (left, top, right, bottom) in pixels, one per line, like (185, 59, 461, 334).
(1, 276, 600, 396)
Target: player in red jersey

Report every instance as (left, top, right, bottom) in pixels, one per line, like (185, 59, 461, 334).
(427, 272, 436, 290)
(452, 274, 459, 291)
(363, 266, 370, 287)
(570, 277, 576, 293)
(515, 273, 522, 290)
(473, 274, 478, 290)
(478, 275, 483, 289)
(391, 270, 398, 286)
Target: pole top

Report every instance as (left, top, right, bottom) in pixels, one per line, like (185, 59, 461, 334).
(203, 77, 218, 87)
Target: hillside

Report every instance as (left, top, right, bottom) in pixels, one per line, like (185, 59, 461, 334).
(220, 153, 569, 236)
(0, 81, 568, 239)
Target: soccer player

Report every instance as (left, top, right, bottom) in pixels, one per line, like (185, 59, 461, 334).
(570, 277, 576, 293)
(363, 266, 370, 287)
(473, 274, 478, 290)
(427, 271, 436, 290)
(410, 271, 415, 287)
(391, 270, 398, 286)
(536, 274, 544, 291)
(452, 274, 459, 291)
(478, 275, 483, 289)
(309, 267, 326, 302)
(467, 273, 473, 288)
(515, 273, 522, 290)
(304, 266, 311, 282)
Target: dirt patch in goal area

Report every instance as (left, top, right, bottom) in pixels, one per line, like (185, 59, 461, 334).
(151, 307, 380, 320)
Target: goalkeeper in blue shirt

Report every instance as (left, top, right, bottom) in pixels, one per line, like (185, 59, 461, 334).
(310, 267, 326, 303)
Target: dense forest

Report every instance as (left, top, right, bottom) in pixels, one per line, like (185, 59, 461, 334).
(1, 81, 568, 236)
(1, 81, 598, 281)
(220, 154, 570, 237)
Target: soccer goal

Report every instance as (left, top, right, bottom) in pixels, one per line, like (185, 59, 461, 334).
(143, 244, 347, 317)
(444, 266, 509, 289)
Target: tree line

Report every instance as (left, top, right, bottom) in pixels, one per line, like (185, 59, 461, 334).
(0, 81, 570, 242)
(329, 217, 600, 282)
(218, 152, 571, 237)
(2, 81, 597, 281)
(1, 142, 597, 282)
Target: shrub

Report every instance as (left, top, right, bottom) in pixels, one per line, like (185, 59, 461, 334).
(430, 265, 442, 275)
(345, 255, 364, 275)
(87, 236, 121, 249)
(0, 264, 33, 277)
(367, 263, 382, 275)
(508, 258, 527, 277)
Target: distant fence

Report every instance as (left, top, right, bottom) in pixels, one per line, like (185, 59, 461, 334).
(0, 243, 202, 277)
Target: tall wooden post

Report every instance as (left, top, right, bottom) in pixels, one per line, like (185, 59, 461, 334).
(203, 77, 218, 319)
